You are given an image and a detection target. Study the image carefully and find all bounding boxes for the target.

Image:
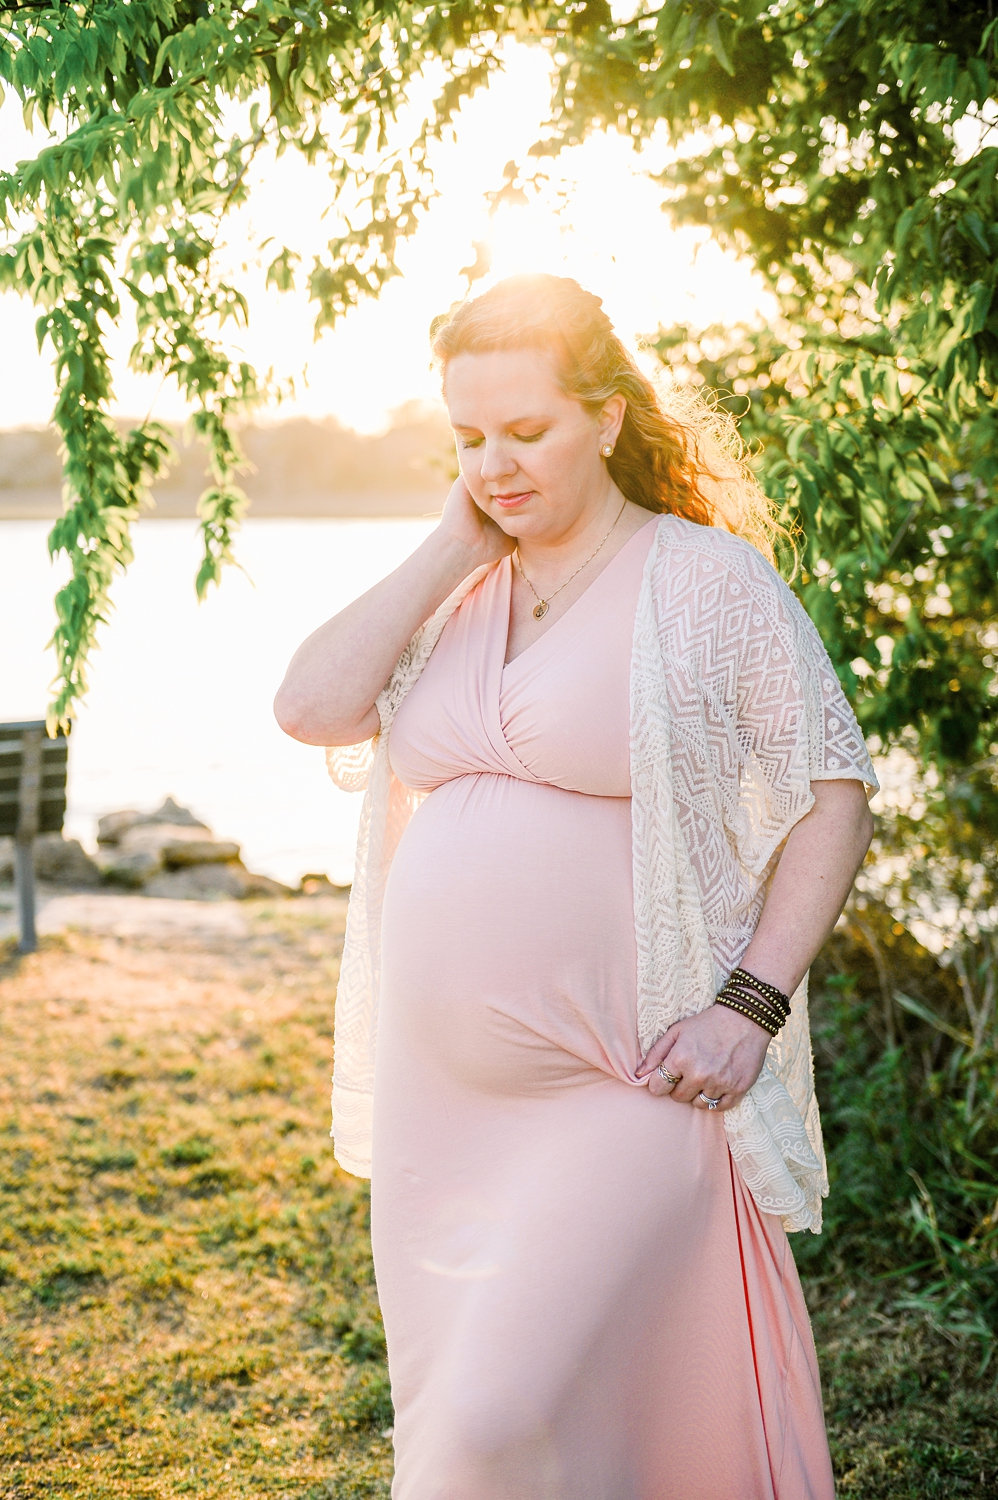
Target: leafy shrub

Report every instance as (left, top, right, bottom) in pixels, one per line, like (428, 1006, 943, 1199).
(805, 761, 998, 1345)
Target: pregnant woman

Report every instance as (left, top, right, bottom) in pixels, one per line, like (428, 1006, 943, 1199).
(275, 273, 878, 1498)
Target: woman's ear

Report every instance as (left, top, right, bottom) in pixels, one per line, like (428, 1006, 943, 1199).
(599, 393, 626, 448)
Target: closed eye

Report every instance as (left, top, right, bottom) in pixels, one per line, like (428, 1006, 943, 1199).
(457, 430, 546, 450)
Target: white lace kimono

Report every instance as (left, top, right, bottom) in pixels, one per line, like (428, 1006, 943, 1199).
(325, 513, 879, 1233)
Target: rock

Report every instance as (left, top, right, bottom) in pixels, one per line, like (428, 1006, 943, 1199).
(33, 834, 103, 887)
(2, 796, 292, 902)
(0, 833, 102, 887)
(115, 823, 240, 868)
(97, 798, 209, 846)
(96, 847, 162, 888)
(299, 872, 350, 896)
(241, 870, 296, 899)
(150, 795, 211, 829)
(96, 809, 146, 846)
(113, 825, 172, 861)
(143, 864, 248, 900)
(161, 835, 242, 868)
(144, 861, 295, 901)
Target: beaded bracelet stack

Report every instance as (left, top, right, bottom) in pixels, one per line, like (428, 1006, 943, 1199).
(714, 967, 791, 1038)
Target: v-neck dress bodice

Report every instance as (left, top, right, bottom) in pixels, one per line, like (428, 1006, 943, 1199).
(389, 527, 642, 797)
(372, 519, 835, 1499)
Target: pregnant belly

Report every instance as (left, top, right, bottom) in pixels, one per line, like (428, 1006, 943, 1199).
(378, 773, 640, 1095)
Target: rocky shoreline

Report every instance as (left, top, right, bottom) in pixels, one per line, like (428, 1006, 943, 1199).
(0, 796, 344, 902)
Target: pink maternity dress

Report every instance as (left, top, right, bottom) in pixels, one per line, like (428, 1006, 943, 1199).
(373, 519, 836, 1499)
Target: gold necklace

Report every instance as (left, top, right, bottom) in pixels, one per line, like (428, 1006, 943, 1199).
(513, 498, 628, 620)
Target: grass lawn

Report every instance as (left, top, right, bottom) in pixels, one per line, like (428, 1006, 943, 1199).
(1, 898, 994, 1498)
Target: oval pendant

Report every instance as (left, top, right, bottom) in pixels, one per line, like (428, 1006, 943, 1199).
(533, 600, 549, 620)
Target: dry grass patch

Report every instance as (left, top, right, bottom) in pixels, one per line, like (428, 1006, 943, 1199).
(0, 901, 392, 1499)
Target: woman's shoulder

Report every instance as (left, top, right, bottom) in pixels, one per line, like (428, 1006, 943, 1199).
(650, 515, 829, 655)
(652, 513, 785, 589)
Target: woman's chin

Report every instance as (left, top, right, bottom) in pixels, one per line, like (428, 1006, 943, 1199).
(486, 506, 529, 537)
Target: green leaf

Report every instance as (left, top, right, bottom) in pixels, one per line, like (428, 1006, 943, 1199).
(894, 992, 974, 1049)
(706, 15, 734, 76)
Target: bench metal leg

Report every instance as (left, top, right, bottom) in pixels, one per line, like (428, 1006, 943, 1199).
(14, 838, 37, 953)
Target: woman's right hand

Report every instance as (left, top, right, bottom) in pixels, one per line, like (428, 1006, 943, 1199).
(275, 476, 512, 746)
(437, 476, 516, 569)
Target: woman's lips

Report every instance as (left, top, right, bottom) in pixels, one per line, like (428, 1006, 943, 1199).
(493, 491, 532, 509)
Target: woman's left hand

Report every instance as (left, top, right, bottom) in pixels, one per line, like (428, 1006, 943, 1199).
(635, 1005, 771, 1112)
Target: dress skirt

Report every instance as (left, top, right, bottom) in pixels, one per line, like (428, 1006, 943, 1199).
(371, 521, 836, 1498)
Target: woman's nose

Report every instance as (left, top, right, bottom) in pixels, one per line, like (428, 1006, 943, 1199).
(479, 441, 516, 482)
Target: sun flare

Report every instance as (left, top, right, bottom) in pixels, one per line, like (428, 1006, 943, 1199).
(0, 42, 773, 435)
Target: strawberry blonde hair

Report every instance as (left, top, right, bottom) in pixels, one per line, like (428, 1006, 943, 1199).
(430, 274, 785, 566)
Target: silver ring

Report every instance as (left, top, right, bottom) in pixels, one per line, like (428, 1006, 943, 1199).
(657, 1063, 680, 1085)
(698, 1091, 722, 1110)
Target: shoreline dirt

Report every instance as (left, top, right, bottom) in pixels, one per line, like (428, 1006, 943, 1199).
(0, 888, 253, 946)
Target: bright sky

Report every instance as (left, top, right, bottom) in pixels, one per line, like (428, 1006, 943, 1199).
(0, 42, 773, 435)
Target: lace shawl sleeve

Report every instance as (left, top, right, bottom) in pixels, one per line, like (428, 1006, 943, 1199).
(660, 521, 879, 878)
(635, 517, 880, 1232)
(325, 738, 377, 793)
(731, 542, 879, 871)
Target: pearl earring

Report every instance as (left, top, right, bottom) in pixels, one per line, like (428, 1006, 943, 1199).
(600, 442, 614, 458)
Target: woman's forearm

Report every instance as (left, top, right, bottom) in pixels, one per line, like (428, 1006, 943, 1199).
(274, 528, 481, 747)
(638, 777, 874, 1102)
(737, 778, 874, 998)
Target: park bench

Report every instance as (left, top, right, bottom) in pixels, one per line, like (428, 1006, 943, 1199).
(0, 720, 69, 953)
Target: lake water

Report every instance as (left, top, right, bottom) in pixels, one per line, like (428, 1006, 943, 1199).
(3, 514, 938, 940)
(0, 516, 438, 885)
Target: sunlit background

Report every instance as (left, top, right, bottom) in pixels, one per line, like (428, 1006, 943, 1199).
(0, 43, 772, 431)
(0, 41, 773, 886)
